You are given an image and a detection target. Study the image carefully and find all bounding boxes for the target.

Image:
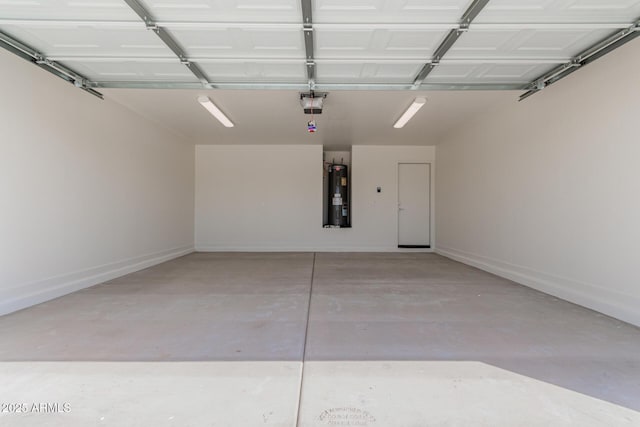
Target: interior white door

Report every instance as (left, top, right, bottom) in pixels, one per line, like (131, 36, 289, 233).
(398, 163, 430, 247)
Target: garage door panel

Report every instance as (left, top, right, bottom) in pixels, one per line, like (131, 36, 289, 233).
(198, 61, 307, 83)
(138, 0, 302, 23)
(427, 62, 555, 84)
(167, 27, 305, 59)
(0, 23, 170, 58)
(60, 59, 199, 82)
(450, 28, 617, 60)
(315, 28, 446, 59)
(476, 0, 640, 23)
(0, 0, 138, 20)
(314, 0, 473, 23)
(317, 62, 423, 83)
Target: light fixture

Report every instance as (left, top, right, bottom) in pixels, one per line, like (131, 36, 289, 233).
(300, 91, 327, 114)
(197, 96, 234, 127)
(393, 97, 426, 129)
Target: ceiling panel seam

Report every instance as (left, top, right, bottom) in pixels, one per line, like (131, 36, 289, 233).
(44, 56, 571, 65)
(89, 81, 526, 91)
(0, 18, 633, 31)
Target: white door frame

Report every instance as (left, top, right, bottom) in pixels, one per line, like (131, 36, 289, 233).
(397, 162, 432, 249)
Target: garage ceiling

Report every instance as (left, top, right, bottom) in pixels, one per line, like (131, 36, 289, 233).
(1, 0, 639, 96)
(101, 88, 516, 145)
(1, 1, 639, 146)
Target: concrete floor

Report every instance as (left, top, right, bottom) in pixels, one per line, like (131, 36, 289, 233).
(1, 252, 639, 426)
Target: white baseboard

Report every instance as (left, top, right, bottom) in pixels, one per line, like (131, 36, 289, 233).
(436, 246, 640, 327)
(0, 246, 194, 316)
(195, 245, 433, 253)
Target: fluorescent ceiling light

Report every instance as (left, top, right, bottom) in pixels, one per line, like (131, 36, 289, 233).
(393, 97, 426, 129)
(197, 96, 234, 127)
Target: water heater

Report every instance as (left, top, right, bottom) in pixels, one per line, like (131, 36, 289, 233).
(328, 164, 349, 227)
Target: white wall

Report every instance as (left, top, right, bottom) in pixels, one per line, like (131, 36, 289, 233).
(435, 38, 640, 326)
(196, 145, 434, 251)
(0, 50, 195, 315)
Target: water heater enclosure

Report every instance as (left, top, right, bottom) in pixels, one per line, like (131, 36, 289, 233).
(328, 164, 349, 227)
